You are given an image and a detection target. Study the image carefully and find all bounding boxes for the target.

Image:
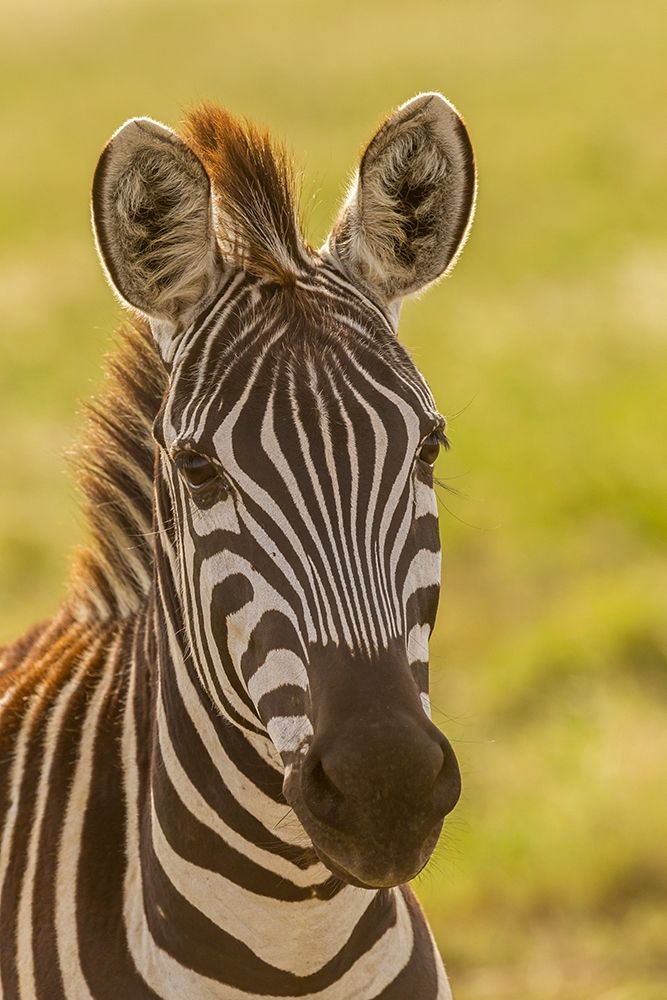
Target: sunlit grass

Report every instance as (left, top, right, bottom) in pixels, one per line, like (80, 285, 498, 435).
(1, 1, 666, 996)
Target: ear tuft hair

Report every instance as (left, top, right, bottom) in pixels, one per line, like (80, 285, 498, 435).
(92, 118, 223, 328)
(327, 92, 476, 303)
(182, 105, 311, 285)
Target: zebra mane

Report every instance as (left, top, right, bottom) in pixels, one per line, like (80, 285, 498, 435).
(182, 104, 311, 285)
(69, 320, 166, 620)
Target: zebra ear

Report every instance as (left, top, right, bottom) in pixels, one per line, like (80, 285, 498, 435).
(325, 93, 476, 306)
(92, 117, 224, 357)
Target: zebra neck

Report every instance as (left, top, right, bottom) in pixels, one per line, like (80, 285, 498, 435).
(121, 598, 408, 992)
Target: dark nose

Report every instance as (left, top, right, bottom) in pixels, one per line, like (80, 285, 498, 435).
(301, 714, 461, 832)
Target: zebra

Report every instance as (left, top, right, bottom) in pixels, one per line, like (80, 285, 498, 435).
(0, 91, 476, 999)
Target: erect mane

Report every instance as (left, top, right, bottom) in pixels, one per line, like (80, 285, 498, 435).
(181, 104, 311, 284)
(69, 320, 166, 620)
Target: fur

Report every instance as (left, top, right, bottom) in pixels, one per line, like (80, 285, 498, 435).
(69, 321, 166, 620)
(328, 92, 477, 301)
(182, 105, 311, 284)
(92, 118, 223, 324)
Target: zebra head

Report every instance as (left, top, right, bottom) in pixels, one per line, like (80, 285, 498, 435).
(92, 94, 476, 889)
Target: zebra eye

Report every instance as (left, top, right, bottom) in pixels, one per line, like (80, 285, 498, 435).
(174, 451, 225, 499)
(418, 431, 441, 467)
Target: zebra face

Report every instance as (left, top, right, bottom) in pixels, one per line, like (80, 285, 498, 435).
(154, 278, 459, 887)
(92, 93, 476, 888)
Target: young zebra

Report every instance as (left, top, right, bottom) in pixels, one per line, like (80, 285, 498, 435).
(0, 93, 476, 999)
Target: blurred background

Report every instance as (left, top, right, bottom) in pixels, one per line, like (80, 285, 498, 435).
(1, 1, 665, 996)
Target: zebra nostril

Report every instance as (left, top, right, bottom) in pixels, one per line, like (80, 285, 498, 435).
(303, 756, 345, 827)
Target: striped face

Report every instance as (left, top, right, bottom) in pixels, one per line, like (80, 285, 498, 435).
(92, 93, 476, 887)
(156, 269, 442, 737)
(153, 267, 456, 885)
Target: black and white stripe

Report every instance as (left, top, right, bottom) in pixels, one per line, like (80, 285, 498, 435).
(0, 92, 476, 998)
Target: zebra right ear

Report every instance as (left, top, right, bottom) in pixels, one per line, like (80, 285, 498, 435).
(91, 117, 225, 359)
(325, 93, 476, 309)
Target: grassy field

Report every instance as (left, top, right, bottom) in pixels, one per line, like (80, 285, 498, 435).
(1, 1, 666, 996)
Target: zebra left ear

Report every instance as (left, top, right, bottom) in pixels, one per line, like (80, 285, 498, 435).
(325, 93, 476, 306)
(92, 117, 225, 361)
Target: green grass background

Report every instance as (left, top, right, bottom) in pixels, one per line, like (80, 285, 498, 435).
(1, 1, 666, 996)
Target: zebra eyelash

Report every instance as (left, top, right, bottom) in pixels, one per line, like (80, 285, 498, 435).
(426, 420, 451, 448)
(437, 426, 451, 451)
